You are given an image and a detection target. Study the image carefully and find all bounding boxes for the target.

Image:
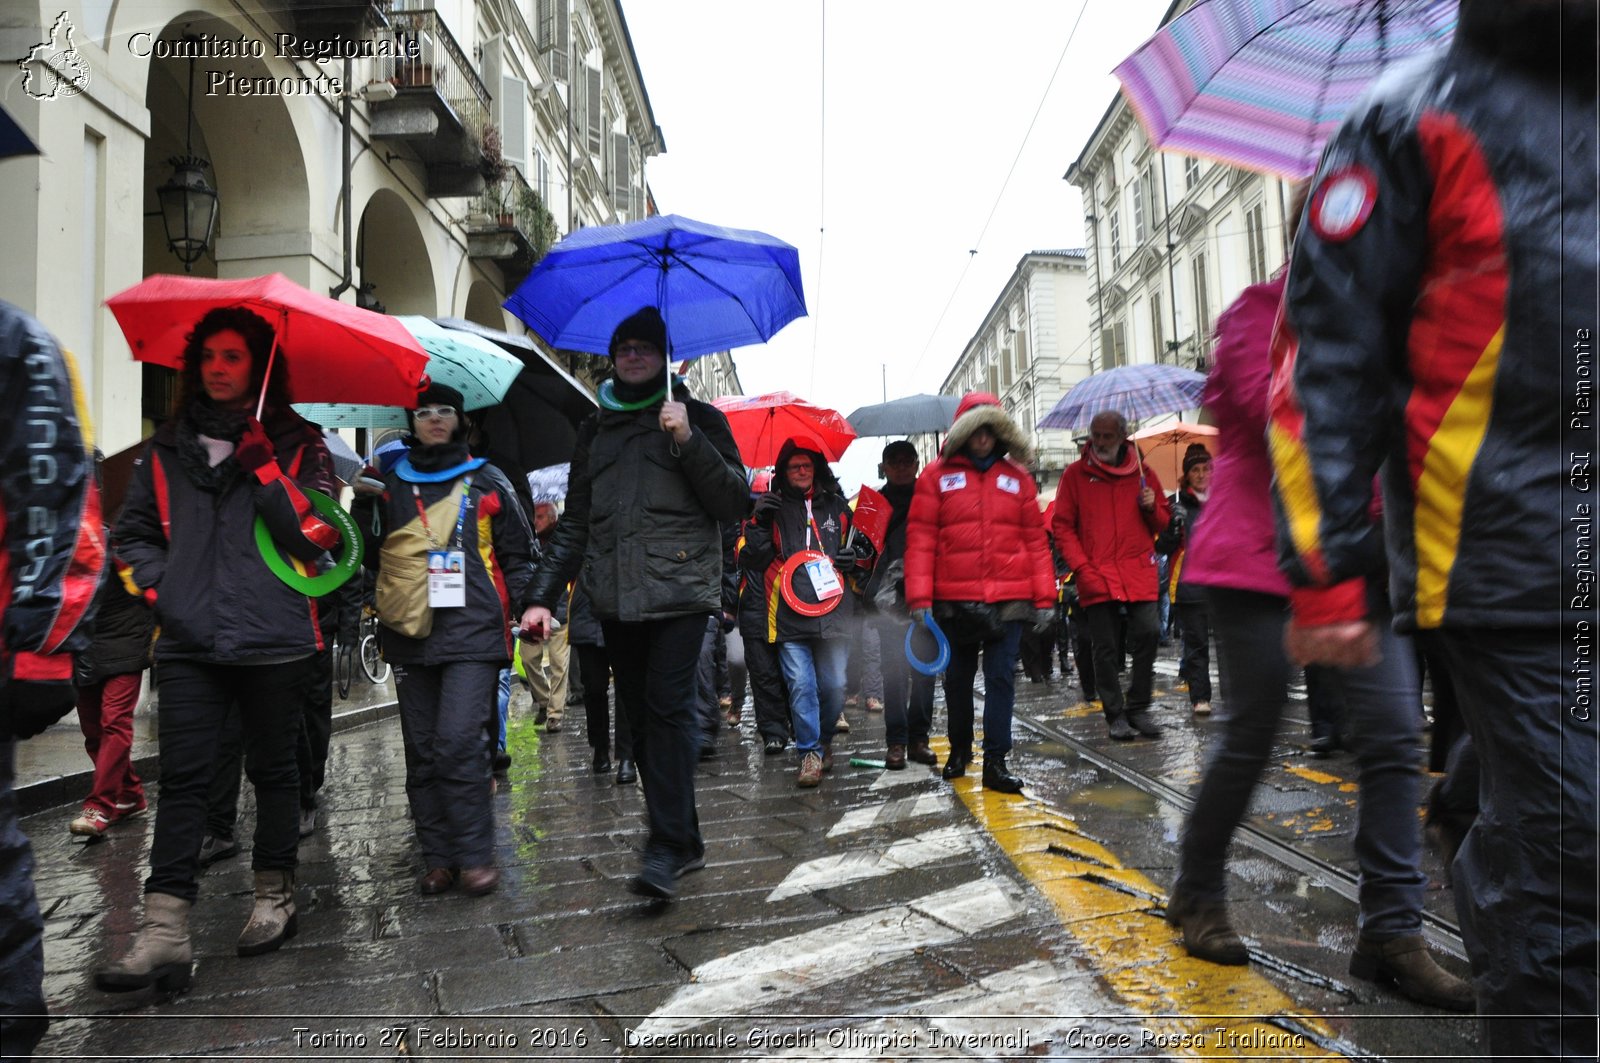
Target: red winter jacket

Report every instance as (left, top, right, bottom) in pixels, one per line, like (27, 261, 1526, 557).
(1052, 447, 1171, 607)
(903, 396, 1055, 612)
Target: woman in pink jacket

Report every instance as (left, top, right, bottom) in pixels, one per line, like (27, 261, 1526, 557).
(903, 393, 1055, 793)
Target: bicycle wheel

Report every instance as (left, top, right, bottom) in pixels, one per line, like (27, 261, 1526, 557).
(360, 633, 390, 685)
(334, 640, 355, 700)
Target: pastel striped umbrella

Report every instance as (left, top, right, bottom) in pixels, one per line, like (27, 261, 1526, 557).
(1113, 0, 1457, 179)
(1037, 364, 1207, 433)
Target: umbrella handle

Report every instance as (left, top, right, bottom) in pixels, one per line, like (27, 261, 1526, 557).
(255, 320, 283, 422)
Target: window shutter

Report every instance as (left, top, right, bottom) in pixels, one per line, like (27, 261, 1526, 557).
(501, 75, 528, 177)
(1016, 329, 1028, 368)
(1099, 327, 1116, 370)
(630, 183, 644, 220)
(611, 132, 631, 212)
(481, 35, 503, 124)
(585, 66, 603, 156)
(539, 0, 569, 81)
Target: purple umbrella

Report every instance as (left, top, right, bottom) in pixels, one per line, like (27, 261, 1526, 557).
(1114, 0, 1457, 179)
(1037, 363, 1206, 433)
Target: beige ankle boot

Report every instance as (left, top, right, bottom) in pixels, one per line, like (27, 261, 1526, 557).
(1349, 933, 1474, 1012)
(95, 893, 193, 993)
(237, 869, 297, 957)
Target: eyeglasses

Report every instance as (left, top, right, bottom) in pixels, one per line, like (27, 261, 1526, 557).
(613, 342, 660, 357)
(413, 405, 458, 421)
(788, 462, 815, 472)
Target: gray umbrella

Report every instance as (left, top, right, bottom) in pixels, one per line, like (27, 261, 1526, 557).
(321, 428, 365, 486)
(846, 394, 962, 437)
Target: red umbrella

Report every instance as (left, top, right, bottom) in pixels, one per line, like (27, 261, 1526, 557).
(711, 390, 856, 469)
(107, 273, 430, 409)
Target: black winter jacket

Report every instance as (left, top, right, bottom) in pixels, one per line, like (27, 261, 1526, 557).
(527, 386, 749, 622)
(113, 408, 337, 662)
(355, 450, 537, 666)
(74, 566, 155, 686)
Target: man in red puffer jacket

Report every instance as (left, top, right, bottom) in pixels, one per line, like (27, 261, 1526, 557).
(1052, 410, 1171, 741)
(904, 393, 1055, 792)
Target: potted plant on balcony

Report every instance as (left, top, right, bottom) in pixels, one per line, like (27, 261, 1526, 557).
(517, 184, 558, 259)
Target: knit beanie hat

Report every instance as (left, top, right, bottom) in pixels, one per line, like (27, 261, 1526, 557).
(1182, 443, 1213, 474)
(417, 382, 466, 411)
(609, 306, 669, 356)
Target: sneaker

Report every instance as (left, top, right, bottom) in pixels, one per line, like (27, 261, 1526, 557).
(70, 806, 111, 837)
(676, 853, 707, 879)
(1192, 701, 1213, 717)
(834, 713, 851, 734)
(865, 697, 883, 713)
(796, 752, 824, 788)
(198, 833, 241, 867)
(762, 736, 787, 755)
(1108, 718, 1139, 741)
(844, 694, 860, 709)
(112, 797, 148, 820)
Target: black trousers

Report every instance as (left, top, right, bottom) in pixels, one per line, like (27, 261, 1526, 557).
(295, 648, 333, 808)
(1084, 600, 1158, 721)
(1423, 627, 1598, 1061)
(393, 659, 499, 870)
(876, 617, 935, 747)
(1174, 600, 1212, 704)
(574, 643, 633, 760)
(148, 658, 312, 901)
(743, 635, 790, 743)
(0, 740, 47, 1059)
(604, 615, 708, 864)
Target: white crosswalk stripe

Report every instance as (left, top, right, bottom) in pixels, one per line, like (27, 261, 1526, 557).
(767, 825, 979, 900)
(630, 878, 1027, 1040)
(827, 793, 954, 837)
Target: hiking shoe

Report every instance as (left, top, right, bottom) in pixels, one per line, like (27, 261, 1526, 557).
(70, 806, 111, 837)
(796, 752, 824, 788)
(865, 697, 883, 712)
(198, 834, 241, 867)
(1108, 718, 1139, 741)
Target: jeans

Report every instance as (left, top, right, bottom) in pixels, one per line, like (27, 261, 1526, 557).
(877, 617, 935, 747)
(494, 668, 513, 753)
(1423, 627, 1597, 1060)
(1084, 600, 1158, 721)
(148, 658, 312, 901)
(724, 630, 747, 711)
(1174, 600, 1212, 704)
(393, 660, 499, 870)
(76, 672, 145, 814)
(943, 621, 1023, 757)
(1176, 588, 1425, 940)
(574, 643, 632, 759)
(778, 638, 849, 755)
(603, 614, 708, 864)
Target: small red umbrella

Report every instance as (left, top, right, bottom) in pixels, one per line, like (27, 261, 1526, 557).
(711, 390, 856, 469)
(107, 273, 430, 410)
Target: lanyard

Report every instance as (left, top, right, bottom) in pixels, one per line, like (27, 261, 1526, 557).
(802, 498, 827, 551)
(412, 476, 474, 550)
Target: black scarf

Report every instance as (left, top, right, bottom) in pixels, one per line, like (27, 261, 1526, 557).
(408, 441, 473, 473)
(174, 400, 250, 493)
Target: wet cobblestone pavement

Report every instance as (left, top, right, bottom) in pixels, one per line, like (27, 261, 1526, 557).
(18, 653, 1482, 1060)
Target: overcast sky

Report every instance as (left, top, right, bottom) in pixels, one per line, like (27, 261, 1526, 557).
(623, 0, 1172, 491)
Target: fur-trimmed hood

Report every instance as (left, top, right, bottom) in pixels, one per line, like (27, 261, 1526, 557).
(942, 393, 1032, 464)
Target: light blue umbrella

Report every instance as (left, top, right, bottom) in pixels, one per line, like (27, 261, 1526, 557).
(296, 315, 525, 429)
(1037, 363, 1207, 433)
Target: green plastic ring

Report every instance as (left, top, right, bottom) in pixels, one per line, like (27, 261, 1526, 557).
(253, 488, 362, 597)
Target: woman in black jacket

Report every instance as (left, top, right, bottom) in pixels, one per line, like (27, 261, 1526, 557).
(352, 383, 538, 898)
(98, 307, 340, 993)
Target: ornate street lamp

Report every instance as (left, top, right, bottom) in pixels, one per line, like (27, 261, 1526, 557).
(156, 48, 217, 271)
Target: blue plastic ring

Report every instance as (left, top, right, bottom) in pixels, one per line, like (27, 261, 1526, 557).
(905, 612, 951, 675)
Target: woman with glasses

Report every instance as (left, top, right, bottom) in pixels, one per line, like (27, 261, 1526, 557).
(98, 308, 339, 994)
(351, 383, 539, 898)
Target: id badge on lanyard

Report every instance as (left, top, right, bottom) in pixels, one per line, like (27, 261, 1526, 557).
(416, 477, 473, 609)
(802, 498, 843, 600)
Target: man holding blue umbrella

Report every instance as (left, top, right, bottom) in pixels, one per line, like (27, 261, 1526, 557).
(522, 307, 749, 900)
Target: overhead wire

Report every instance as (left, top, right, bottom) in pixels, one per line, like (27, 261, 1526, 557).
(903, 0, 1095, 389)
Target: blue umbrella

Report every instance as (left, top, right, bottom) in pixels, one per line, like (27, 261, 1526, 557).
(503, 214, 807, 366)
(1037, 363, 1207, 433)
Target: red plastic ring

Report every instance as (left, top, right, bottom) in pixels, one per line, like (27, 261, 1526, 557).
(778, 549, 844, 618)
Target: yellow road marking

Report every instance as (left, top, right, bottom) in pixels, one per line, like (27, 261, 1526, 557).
(935, 739, 1344, 1059)
(1281, 763, 1358, 793)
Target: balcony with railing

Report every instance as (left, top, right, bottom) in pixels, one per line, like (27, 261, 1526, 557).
(369, 7, 493, 197)
(465, 167, 558, 283)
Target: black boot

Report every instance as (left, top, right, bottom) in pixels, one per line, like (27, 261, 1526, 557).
(981, 754, 1024, 793)
(615, 759, 637, 785)
(592, 747, 612, 774)
(941, 750, 971, 780)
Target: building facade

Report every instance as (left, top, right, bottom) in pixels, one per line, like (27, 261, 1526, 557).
(1, 0, 660, 458)
(936, 249, 1091, 494)
(677, 351, 743, 406)
(1064, 0, 1292, 394)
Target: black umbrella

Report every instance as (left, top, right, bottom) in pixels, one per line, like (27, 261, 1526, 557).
(846, 394, 962, 437)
